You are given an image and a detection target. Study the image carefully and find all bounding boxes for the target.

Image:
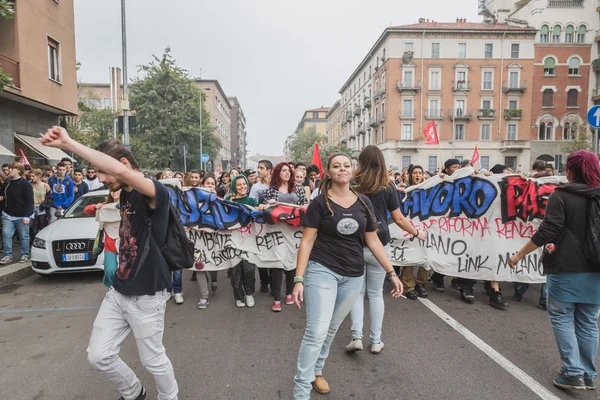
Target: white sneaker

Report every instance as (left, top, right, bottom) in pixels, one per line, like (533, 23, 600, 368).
(245, 295, 255, 308)
(198, 298, 209, 309)
(165, 293, 172, 302)
(345, 338, 363, 353)
(0, 256, 12, 264)
(174, 293, 184, 304)
(236, 300, 246, 308)
(371, 341, 384, 354)
(20, 255, 29, 263)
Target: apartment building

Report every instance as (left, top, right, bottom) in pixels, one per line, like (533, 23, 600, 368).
(336, 19, 537, 172)
(326, 100, 343, 146)
(480, 0, 597, 171)
(195, 80, 232, 172)
(297, 107, 330, 135)
(0, 0, 77, 166)
(228, 96, 247, 169)
(79, 67, 123, 113)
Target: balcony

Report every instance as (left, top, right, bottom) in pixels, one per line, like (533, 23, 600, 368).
(0, 53, 20, 89)
(502, 80, 528, 94)
(375, 86, 386, 98)
(504, 109, 523, 120)
(449, 109, 473, 120)
(399, 109, 416, 120)
(340, 136, 347, 143)
(349, 132, 356, 140)
(477, 109, 496, 120)
(592, 88, 600, 102)
(395, 140, 420, 152)
(425, 109, 444, 120)
(593, 59, 600, 72)
(358, 128, 366, 135)
(378, 115, 386, 124)
(501, 140, 528, 152)
(364, 96, 372, 108)
(396, 80, 421, 92)
(353, 104, 361, 116)
(345, 110, 352, 122)
(547, 0, 583, 6)
(369, 117, 379, 128)
(452, 80, 471, 92)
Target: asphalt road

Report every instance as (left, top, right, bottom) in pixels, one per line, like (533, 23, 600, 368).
(1, 270, 599, 400)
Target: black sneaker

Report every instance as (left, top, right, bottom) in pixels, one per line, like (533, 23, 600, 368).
(432, 281, 445, 292)
(451, 279, 460, 290)
(415, 283, 428, 298)
(537, 303, 547, 310)
(460, 289, 475, 303)
(488, 291, 509, 310)
(585, 377, 596, 390)
(553, 374, 586, 390)
(260, 283, 269, 293)
(512, 293, 524, 301)
(483, 281, 494, 297)
(119, 387, 146, 400)
(406, 290, 418, 300)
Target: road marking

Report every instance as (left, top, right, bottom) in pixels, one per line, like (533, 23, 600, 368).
(418, 298, 561, 400)
(0, 306, 100, 314)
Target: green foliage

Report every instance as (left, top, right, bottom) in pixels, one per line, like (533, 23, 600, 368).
(128, 47, 218, 171)
(561, 124, 593, 155)
(0, 0, 14, 19)
(288, 126, 351, 165)
(0, 68, 12, 91)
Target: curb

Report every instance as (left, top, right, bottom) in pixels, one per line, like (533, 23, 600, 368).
(0, 262, 34, 287)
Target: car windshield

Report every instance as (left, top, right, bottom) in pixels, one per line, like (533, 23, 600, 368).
(62, 194, 108, 219)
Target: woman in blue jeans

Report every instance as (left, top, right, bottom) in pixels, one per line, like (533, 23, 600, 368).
(291, 152, 403, 399)
(346, 147, 426, 354)
(509, 150, 600, 391)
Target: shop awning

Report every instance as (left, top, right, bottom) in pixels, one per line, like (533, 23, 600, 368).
(14, 133, 75, 163)
(0, 144, 16, 157)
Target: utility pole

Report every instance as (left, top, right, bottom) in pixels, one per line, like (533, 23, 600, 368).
(121, 0, 130, 147)
(199, 90, 203, 170)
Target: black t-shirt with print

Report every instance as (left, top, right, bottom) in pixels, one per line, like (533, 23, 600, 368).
(302, 194, 376, 277)
(365, 183, 400, 246)
(112, 179, 171, 296)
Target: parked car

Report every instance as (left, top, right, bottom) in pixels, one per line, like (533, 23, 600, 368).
(31, 190, 109, 275)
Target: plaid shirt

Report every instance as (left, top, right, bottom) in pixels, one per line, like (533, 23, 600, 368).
(263, 184, 308, 206)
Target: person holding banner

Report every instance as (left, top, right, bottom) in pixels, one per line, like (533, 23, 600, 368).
(508, 150, 600, 391)
(346, 146, 426, 354)
(291, 152, 403, 399)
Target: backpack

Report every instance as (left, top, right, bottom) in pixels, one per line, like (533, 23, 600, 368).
(147, 204, 195, 272)
(582, 195, 600, 269)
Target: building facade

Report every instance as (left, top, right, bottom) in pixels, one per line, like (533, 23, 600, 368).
(228, 96, 247, 170)
(325, 100, 343, 146)
(297, 107, 330, 135)
(195, 80, 232, 173)
(0, 0, 77, 166)
(335, 20, 537, 172)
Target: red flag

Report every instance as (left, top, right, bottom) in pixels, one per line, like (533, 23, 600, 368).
(19, 149, 30, 166)
(423, 121, 439, 145)
(311, 143, 324, 178)
(471, 146, 480, 165)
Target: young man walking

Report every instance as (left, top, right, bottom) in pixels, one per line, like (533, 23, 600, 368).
(72, 168, 89, 201)
(84, 167, 106, 191)
(47, 162, 74, 224)
(249, 159, 273, 292)
(41, 126, 178, 400)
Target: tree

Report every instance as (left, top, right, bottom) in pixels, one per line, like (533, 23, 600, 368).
(128, 47, 219, 171)
(561, 124, 593, 155)
(288, 126, 351, 165)
(0, 1, 15, 91)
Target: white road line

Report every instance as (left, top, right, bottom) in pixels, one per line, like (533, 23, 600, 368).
(418, 298, 561, 400)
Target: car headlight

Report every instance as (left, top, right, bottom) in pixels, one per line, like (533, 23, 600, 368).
(32, 237, 46, 249)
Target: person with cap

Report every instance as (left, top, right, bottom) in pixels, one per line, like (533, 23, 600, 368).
(244, 169, 258, 186)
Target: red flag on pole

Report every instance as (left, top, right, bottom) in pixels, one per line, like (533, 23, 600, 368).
(423, 121, 439, 145)
(19, 149, 30, 167)
(311, 143, 324, 178)
(471, 146, 480, 165)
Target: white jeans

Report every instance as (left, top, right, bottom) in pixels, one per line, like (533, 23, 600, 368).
(87, 288, 178, 400)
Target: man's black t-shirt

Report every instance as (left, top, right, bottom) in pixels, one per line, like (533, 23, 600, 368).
(302, 194, 376, 277)
(113, 179, 171, 296)
(364, 183, 400, 246)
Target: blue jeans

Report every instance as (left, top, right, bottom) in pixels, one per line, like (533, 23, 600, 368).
(547, 295, 600, 378)
(2, 215, 29, 258)
(350, 246, 388, 344)
(293, 261, 363, 399)
(514, 283, 547, 306)
(172, 270, 182, 294)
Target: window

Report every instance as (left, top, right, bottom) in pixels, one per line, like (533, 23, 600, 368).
(367, 132, 371, 145)
(509, 71, 519, 88)
(483, 71, 493, 90)
(458, 43, 467, 59)
(568, 57, 580, 75)
(481, 124, 491, 140)
(48, 37, 60, 81)
(359, 78, 361, 87)
(505, 156, 517, 170)
(511, 43, 520, 59)
(552, 25, 561, 43)
(402, 124, 412, 140)
(402, 156, 412, 169)
(482, 99, 492, 109)
(455, 124, 465, 140)
(540, 25, 549, 43)
(456, 71, 466, 83)
(565, 25, 574, 43)
(539, 122, 553, 140)
(577, 25, 586, 43)
(555, 154, 563, 173)
(567, 89, 578, 107)
(312, 112, 319, 119)
(403, 70, 414, 86)
(381, 102, 385, 117)
(381, 126, 385, 143)
(508, 100, 518, 110)
(402, 99, 413, 117)
(481, 156, 490, 170)
(404, 42, 413, 52)
(563, 122, 577, 140)
(542, 89, 554, 107)
(544, 57, 556, 75)
(431, 43, 440, 58)
(484, 43, 493, 58)
(455, 100, 465, 116)
(429, 70, 441, 90)
(428, 156, 438, 173)
(507, 124, 517, 140)
(429, 99, 440, 118)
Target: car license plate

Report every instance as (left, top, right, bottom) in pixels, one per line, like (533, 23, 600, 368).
(62, 253, 88, 262)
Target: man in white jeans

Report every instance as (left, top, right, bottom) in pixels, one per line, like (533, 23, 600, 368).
(40, 126, 178, 400)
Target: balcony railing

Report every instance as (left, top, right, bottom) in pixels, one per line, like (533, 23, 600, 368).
(399, 109, 416, 119)
(375, 86, 386, 98)
(378, 115, 386, 123)
(504, 109, 523, 120)
(340, 136, 347, 143)
(396, 80, 421, 92)
(592, 88, 600, 99)
(547, 0, 583, 7)
(502, 80, 528, 93)
(345, 111, 353, 122)
(353, 105, 361, 116)
(501, 140, 528, 152)
(358, 128, 366, 135)
(452, 80, 471, 91)
(477, 109, 496, 119)
(369, 118, 379, 127)
(396, 140, 420, 151)
(364, 96, 372, 108)
(449, 109, 473, 120)
(349, 132, 356, 140)
(425, 109, 444, 120)
(0, 53, 20, 88)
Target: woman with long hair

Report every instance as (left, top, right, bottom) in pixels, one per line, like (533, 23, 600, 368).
(30, 169, 51, 238)
(509, 150, 600, 390)
(295, 169, 311, 203)
(174, 172, 184, 186)
(346, 146, 426, 354)
(263, 162, 308, 312)
(160, 169, 173, 180)
(291, 152, 403, 399)
(216, 172, 230, 198)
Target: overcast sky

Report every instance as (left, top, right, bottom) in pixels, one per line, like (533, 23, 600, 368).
(74, 0, 480, 157)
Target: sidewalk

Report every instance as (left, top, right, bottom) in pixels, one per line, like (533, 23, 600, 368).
(0, 248, 32, 287)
